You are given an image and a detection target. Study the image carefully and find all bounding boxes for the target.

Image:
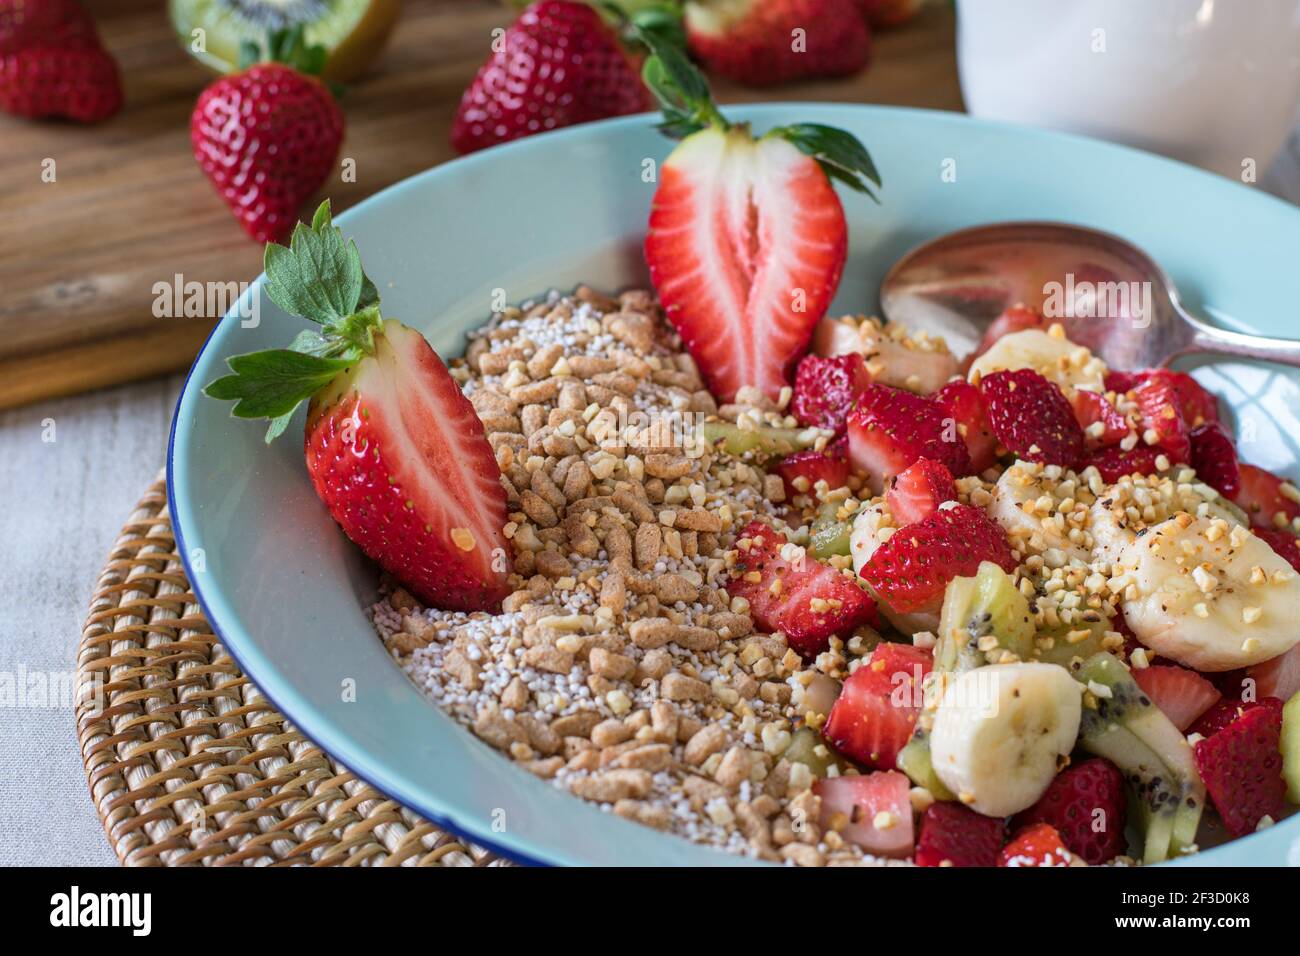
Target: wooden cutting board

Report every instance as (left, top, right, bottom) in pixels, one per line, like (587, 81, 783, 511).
(0, 0, 961, 410)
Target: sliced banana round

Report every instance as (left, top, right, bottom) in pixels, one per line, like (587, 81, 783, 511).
(1116, 515, 1300, 671)
(930, 662, 1083, 817)
(987, 461, 1092, 566)
(968, 328, 1106, 392)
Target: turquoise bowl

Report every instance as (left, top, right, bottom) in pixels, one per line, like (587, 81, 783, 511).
(169, 104, 1300, 866)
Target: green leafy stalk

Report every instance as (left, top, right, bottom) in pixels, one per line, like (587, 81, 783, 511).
(203, 200, 383, 442)
(238, 25, 329, 76)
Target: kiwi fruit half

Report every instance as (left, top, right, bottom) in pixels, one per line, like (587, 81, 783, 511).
(171, 0, 400, 82)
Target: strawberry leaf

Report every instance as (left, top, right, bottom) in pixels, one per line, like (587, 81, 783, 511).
(204, 349, 355, 443)
(635, 17, 725, 138)
(263, 200, 369, 325)
(771, 124, 881, 200)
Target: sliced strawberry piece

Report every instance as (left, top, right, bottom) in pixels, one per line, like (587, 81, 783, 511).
(814, 771, 914, 858)
(773, 449, 850, 500)
(1071, 388, 1129, 447)
(914, 802, 1004, 867)
(932, 379, 997, 472)
(1130, 373, 1192, 462)
(1192, 697, 1287, 836)
(1246, 644, 1300, 704)
(966, 304, 1045, 369)
(305, 321, 512, 611)
(886, 458, 957, 527)
(998, 823, 1075, 867)
(860, 503, 1015, 615)
(1231, 463, 1300, 532)
(1252, 528, 1300, 573)
(1085, 444, 1166, 484)
(1103, 370, 1141, 394)
(645, 125, 847, 403)
(726, 520, 876, 659)
(823, 641, 932, 770)
(1010, 757, 1127, 865)
(1131, 664, 1221, 732)
(790, 352, 871, 436)
(1189, 421, 1240, 497)
(1107, 368, 1219, 427)
(846, 383, 972, 493)
(979, 368, 1084, 468)
(1189, 697, 1276, 738)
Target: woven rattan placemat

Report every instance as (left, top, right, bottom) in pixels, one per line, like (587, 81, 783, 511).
(75, 471, 504, 866)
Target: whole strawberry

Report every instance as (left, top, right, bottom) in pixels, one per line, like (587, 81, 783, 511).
(451, 0, 649, 154)
(190, 28, 344, 243)
(0, 0, 122, 122)
(684, 0, 871, 87)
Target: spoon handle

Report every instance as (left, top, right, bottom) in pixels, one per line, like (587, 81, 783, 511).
(1183, 315, 1300, 369)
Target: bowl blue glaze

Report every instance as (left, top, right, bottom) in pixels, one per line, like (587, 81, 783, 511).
(169, 104, 1300, 866)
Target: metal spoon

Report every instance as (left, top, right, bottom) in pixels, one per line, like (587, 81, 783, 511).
(879, 221, 1300, 371)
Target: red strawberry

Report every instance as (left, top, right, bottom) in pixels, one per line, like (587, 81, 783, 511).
(1011, 757, 1127, 865)
(1231, 463, 1300, 532)
(773, 449, 850, 500)
(1085, 444, 1166, 484)
(847, 384, 972, 493)
(1189, 697, 1276, 738)
(1130, 373, 1192, 462)
(814, 771, 914, 858)
(684, 0, 870, 87)
(823, 641, 931, 769)
(451, 1, 648, 154)
(861, 503, 1015, 614)
(726, 520, 877, 659)
(1189, 421, 1240, 497)
(191, 58, 344, 243)
(1246, 644, 1300, 704)
(966, 304, 1045, 369)
(204, 203, 512, 611)
(791, 353, 871, 436)
(1251, 527, 1300, 573)
(1071, 388, 1129, 447)
(998, 823, 1074, 867)
(886, 458, 956, 527)
(1103, 369, 1141, 394)
(1107, 368, 1219, 427)
(979, 368, 1084, 468)
(1192, 697, 1287, 836)
(932, 379, 997, 472)
(1131, 665, 1221, 732)
(914, 802, 1004, 867)
(0, 0, 121, 122)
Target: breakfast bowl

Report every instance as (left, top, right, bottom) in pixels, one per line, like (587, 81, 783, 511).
(169, 103, 1300, 866)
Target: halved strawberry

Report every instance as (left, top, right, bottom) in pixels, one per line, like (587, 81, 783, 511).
(1071, 388, 1129, 447)
(1085, 444, 1166, 484)
(886, 458, 956, 527)
(205, 202, 512, 611)
(640, 38, 879, 402)
(914, 802, 1004, 867)
(1130, 372, 1192, 462)
(1131, 664, 1221, 732)
(847, 383, 972, 494)
(998, 823, 1074, 867)
(726, 520, 877, 659)
(790, 352, 871, 436)
(932, 379, 997, 472)
(1189, 421, 1240, 497)
(1193, 696, 1287, 836)
(814, 771, 914, 858)
(823, 641, 932, 770)
(1189, 697, 1277, 738)
(1232, 463, 1300, 532)
(979, 368, 1084, 468)
(1251, 528, 1300, 573)
(966, 304, 1045, 369)
(773, 449, 850, 500)
(1010, 757, 1127, 865)
(861, 503, 1016, 615)
(1246, 644, 1300, 703)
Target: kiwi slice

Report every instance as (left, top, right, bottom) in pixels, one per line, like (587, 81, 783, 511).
(895, 728, 955, 800)
(171, 0, 400, 82)
(700, 420, 823, 458)
(1282, 691, 1300, 806)
(783, 726, 848, 778)
(934, 561, 1035, 672)
(810, 502, 853, 559)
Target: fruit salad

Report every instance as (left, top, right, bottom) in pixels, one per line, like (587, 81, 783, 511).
(206, 27, 1300, 866)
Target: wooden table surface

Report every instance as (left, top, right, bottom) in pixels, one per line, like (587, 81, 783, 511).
(0, 0, 962, 411)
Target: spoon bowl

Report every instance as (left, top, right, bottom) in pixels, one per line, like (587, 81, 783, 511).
(879, 221, 1300, 371)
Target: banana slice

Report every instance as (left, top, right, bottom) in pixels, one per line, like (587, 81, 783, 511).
(813, 315, 959, 394)
(988, 460, 1094, 566)
(930, 662, 1083, 817)
(1115, 514, 1300, 671)
(968, 328, 1106, 392)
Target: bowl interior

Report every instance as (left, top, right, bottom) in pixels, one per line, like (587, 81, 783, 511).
(171, 103, 1300, 866)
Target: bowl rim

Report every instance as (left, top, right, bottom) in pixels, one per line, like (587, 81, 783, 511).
(168, 101, 1300, 867)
